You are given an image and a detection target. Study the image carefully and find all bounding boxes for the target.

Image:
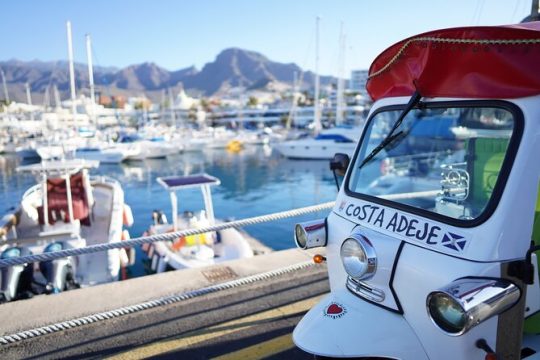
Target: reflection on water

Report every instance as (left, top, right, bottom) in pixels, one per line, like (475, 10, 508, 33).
(0, 146, 337, 276)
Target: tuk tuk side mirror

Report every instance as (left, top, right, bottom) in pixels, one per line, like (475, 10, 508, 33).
(330, 153, 350, 190)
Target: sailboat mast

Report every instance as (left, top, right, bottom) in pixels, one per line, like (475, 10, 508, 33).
(25, 83, 32, 106)
(25, 83, 34, 121)
(85, 34, 97, 127)
(336, 22, 345, 125)
(66, 21, 78, 130)
(168, 88, 176, 126)
(53, 84, 61, 109)
(313, 16, 321, 134)
(0, 68, 9, 104)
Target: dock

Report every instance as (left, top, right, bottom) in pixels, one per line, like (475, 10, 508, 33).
(0, 249, 328, 359)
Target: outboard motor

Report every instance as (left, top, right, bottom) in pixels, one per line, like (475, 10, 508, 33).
(39, 242, 77, 294)
(0, 246, 34, 302)
(152, 210, 168, 225)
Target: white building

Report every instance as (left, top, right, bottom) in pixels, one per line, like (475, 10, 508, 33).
(350, 70, 368, 95)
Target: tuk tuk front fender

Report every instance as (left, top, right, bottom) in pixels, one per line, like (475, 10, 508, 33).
(293, 290, 428, 359)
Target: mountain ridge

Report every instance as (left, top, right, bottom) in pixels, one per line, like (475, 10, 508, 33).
(0, 48, 338, 103)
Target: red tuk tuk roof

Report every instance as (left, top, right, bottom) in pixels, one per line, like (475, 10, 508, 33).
(366, 22, 540, 101)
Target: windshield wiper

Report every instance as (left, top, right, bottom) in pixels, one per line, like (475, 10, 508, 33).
(358, 91, 422, 169)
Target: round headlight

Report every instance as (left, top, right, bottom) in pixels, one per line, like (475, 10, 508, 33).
(45, 242, 63, 253)
(1, 247, 21, 259)
(340, 233, 377, 280)
(427, 292, 467, 335)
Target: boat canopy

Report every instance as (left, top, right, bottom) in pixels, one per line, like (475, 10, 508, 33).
(366, 22, 540, 101)
(157, 174, 221, 230)
(16, 159, 99, 176)
(157, 174, 220, 191)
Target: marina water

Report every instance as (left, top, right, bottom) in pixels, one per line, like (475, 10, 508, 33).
(0, 145, 337, 277)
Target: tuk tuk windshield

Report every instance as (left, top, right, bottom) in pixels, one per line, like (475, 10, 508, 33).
(348, 105, 516, 222)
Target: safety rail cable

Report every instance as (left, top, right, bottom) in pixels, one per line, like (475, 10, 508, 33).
(0, 201, 335, 268)
(0, 260, 315, 345)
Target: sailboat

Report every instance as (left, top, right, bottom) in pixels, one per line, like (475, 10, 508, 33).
(274, 19, 361, 160)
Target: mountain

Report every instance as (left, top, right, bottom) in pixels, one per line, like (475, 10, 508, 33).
(0, 48, 337, 103)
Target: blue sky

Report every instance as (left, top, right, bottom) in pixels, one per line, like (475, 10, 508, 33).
(1, 0, 533, 76)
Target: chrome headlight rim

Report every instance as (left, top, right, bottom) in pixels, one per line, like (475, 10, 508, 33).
(294, 218, 327, 250)
(426, 277, 521, 337)
(340, 232, 377, 281)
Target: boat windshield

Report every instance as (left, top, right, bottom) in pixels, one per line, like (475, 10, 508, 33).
(347, 104, 517, 222)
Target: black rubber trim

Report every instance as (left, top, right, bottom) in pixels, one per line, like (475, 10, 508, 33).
(389, 241, 405, 314)
(344, 100, 524, 229)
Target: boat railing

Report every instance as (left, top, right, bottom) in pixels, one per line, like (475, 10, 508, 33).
(89, 175, 121, 187)
(21, 183, 42, 200)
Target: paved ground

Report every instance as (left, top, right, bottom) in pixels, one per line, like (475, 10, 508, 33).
(1, 264, 329, 359)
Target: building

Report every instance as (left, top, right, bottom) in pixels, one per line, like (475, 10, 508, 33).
(350, 70, 368, 95)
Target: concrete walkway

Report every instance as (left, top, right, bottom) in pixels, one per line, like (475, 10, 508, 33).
(0, 248, 324, 336)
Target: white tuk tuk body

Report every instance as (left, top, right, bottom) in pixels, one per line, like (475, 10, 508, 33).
(293, 23, 540, 359)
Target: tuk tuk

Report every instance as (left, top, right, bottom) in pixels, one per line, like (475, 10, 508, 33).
(293, 22, 540, 359)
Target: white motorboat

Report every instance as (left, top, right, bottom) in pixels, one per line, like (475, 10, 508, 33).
(75, 146, 126, 164)
(0, 159, 134, 302)
(142, 173, 254, 272)
(274, 125, 361, 159)
(117, 134, 177, 160)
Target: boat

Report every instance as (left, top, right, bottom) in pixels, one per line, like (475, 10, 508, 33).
(0, 159, 134, 302)
(274, 18, 361, 160)
(117, 133, 177, 160)
(273, 125, 361, 159)
(75, 146, 127, 164)
(142, 173, 256, 272)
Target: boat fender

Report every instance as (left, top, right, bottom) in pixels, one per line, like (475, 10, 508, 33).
(127, 247, 136, 267)
(121, 229, 131, 241)
(120, 230, 136, 266)
(119, 248, 130, 268)
(141, 231, 150, 252)
(123, 204, 134, 227)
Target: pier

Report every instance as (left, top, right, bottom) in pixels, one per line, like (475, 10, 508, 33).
(0, 249, 328, 359)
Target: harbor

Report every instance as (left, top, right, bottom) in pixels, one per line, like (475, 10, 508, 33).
(4, 1, 540, 359)
(0, 147, 336, 278)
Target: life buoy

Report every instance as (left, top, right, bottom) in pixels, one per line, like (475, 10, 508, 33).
(123, 204, 134, 227)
